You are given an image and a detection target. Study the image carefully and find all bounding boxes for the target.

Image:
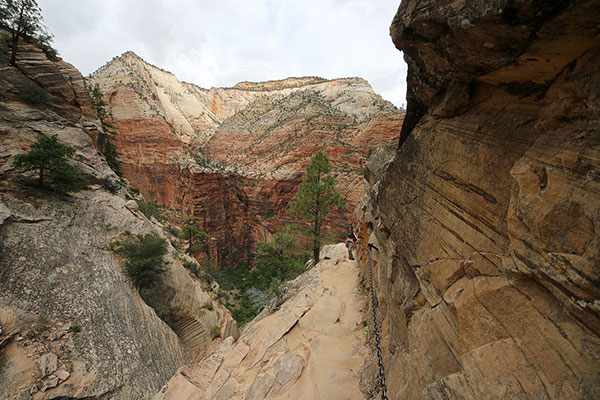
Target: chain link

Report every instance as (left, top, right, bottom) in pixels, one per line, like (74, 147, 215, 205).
(367, 244, 388, 400)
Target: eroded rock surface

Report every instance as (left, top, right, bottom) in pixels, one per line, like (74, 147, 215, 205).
(0, 44, 235, 399)
(356, 1, 600, 399)
(155, 244, 370, 400)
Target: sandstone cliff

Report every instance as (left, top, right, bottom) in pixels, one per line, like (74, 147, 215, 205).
(0, 44, 235, 400)
(88, 53, 403, 266)
(357, 0, 600, 399)
(154, 244, 369, 400)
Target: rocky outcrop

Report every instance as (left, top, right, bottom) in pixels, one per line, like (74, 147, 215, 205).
(154, 244, 370, 400)
(88, 53, 403, 266)
(356, 1, 600, 399)
(0, 44, 235, 399)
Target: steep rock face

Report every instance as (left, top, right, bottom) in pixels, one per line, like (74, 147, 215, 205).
(88, 54, 403, 266)
(154, 244, 369, 400)
(0, 45, 235, 399)
(357, 1, 600, 399)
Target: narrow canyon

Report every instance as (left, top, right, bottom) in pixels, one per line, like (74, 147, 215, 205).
(0, 0, 598, 399)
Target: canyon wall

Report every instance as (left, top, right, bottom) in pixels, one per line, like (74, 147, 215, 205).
(357, 0, 600, 398)
(0, 44, 235, 399)
(88, 53, 403, 266)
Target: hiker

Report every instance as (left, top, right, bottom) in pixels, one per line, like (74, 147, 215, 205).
(345, 223, 357, 260)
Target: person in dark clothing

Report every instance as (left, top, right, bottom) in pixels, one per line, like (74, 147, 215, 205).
(345, 223, 357, 260)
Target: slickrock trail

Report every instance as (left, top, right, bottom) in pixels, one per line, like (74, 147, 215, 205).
(155, 243, 370, 400)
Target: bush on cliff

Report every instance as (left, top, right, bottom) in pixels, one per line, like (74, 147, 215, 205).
(116, 233, 167, 288)
(17, 81, 49, 106)
(136, 199, 166, 221)
(90, 83, 122, 176)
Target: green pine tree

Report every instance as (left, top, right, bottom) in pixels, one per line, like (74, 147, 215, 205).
(12, 134, 85, 192)
(256, 229, 302, 282)
(117, 234, 167, 288)
(179, 216, 209, 255)
(289, 150, 345, 262)
(0, 0, 52, 66)
(90, 83, 122, 176)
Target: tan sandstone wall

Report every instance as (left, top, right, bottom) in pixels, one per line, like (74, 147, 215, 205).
(357, 1, 600, 398)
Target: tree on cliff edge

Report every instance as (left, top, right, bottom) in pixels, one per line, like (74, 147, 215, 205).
(289, 150, 345, 262)
(90, 83, 122, 176)
(12, 134, 85, 192)
(0, 0, 50, 65)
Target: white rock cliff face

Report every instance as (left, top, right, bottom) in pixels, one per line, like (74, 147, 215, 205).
(89, 51, 395, 143)
(0, 44, 235, 399)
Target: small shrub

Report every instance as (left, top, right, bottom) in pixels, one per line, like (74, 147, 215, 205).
(69, 323, 82, 333)
(35, 315, 50, 332)
(136, 200, 166, 221)
(165, 225, 180, 237)
(123, 230, 131, 236)
(18, 82, 50, 106)
(210, 325, 221, 339)
(183, 260, 199, 276)
(100, 177, 122, 193)
(207, 302, 213, 311)
(170, 239, 181, 250)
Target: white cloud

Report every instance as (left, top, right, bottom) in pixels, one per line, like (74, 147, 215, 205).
(37, 0, 406, 106)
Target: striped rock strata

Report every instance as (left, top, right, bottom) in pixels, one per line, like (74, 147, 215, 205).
(356, 1, 600, 399)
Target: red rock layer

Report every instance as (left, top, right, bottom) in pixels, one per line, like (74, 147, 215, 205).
(91, 60, 404, 266)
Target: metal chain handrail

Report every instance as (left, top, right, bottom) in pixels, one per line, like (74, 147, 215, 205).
(367, 243, 388, 400)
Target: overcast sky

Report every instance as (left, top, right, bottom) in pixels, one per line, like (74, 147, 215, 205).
(37, 0, 407, 107)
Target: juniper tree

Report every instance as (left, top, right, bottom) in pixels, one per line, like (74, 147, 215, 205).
(289, 150, 345, 262)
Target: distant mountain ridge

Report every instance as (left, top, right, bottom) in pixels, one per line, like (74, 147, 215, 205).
(90, 51, 397, 142)
(88, 51, 403, 267)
